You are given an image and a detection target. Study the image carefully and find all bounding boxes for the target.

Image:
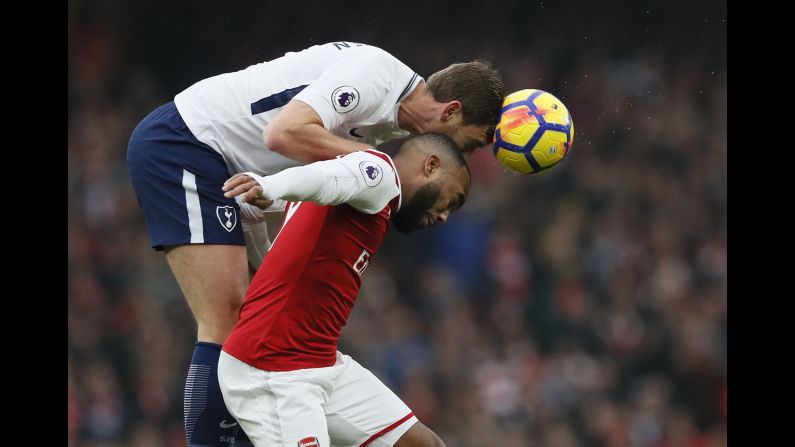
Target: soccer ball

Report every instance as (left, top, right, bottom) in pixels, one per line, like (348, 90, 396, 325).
(493, 89, 574, 174)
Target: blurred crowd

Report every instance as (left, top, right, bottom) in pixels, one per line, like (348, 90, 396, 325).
(68, 2, 726, 446)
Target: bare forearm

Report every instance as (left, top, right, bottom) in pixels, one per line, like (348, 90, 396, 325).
(266, 123, 371, 163)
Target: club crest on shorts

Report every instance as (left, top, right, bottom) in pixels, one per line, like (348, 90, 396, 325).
(359, 161, 383, 187)
(216, 206, 237, 232)
(298, 437, 320, 447)
(331, 86, 360, 113)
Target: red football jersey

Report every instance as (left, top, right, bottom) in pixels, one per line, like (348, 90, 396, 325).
(223, 150, 401, 371)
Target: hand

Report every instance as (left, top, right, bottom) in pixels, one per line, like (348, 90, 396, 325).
(250, 197, 274, 210)
(223, 174, 270, 206)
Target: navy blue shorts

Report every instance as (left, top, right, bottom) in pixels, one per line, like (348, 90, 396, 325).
(127, 102, 244, 250)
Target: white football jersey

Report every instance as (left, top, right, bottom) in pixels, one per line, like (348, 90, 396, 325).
(174, 42, 422, 176)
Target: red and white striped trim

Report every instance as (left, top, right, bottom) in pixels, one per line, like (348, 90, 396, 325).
(358, 412, 415, 447)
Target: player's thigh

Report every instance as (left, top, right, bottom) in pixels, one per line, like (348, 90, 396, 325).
(127, 101, 245, 251)
(164, 244, 248, 321)
(219, 352, 332, 447)
(128, 102, 248, 330)
(325, 354, 418, 447)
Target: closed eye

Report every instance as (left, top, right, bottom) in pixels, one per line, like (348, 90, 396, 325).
(448, 193, 466, 212)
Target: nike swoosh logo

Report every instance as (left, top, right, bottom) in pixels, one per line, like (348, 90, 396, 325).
(349, 128, 363, 138)
(219, 420, 238, 428)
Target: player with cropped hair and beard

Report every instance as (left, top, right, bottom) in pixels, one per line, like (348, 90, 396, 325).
(217, 133, 467, 447)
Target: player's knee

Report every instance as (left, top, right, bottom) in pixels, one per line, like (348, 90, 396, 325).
(226, 290, 246, 311)
(429, 435, 445, 447)
(196, 290, 244, 320)
(195, 294, 245, 341)
(395, 422, 445, 447)
(197, 319, 238, 343)
(217, 298, 242, 325)
(409, 435, 445, 447)
(216, 296, 244, 326)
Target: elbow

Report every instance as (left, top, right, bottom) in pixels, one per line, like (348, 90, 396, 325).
(262, 123, 291, 156)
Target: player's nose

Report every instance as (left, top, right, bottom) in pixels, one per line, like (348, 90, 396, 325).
(435, 211, 449, 224)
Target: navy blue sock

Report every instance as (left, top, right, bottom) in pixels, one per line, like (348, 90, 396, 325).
(184, 342, 253, 447)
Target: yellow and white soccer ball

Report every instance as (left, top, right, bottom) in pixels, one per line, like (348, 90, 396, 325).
(493, 89, 574, 174)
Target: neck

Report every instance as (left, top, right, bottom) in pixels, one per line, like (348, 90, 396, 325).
(397, 81, 440, 135)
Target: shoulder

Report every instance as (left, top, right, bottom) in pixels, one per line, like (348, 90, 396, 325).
(339, 150, 401, 214)
(339, 149, 397, 184)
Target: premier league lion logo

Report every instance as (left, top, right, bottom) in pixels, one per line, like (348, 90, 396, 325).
(337, 91, 356, 107)
(365, 165, 379, 180)
(359, 161, 383, 187)
(331, 86, 360, 113)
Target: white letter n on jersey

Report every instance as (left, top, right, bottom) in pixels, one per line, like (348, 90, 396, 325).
(352, 249, 372, 276)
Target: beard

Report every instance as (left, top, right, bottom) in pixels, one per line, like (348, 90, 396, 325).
(393, 181, 442, 233)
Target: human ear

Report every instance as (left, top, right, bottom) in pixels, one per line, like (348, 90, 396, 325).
(441, 100, 462, 122)
(424, 154, 441, 176)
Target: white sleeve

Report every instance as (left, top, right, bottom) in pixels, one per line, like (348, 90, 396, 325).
(243, 151, 399, 215)
(236, 197, 287, 224)
(292, 49, 396, 131)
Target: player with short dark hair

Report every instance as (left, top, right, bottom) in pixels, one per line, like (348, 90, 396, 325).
(218, 133, 468, 447)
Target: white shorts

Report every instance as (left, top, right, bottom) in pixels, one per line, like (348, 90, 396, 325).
(218, 351, 418, 447)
